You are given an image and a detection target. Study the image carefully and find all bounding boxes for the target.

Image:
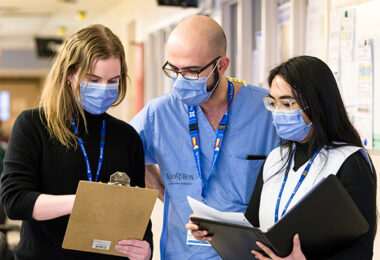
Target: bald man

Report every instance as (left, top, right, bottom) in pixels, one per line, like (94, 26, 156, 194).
(131, 15, 279, 259)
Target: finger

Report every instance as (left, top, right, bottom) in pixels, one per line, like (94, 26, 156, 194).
(185, 223, 200, 231)
(293, 234, 301, 250)
(251, 249, 269, 259)
(192, 229, 208, 237)
(191, 229, 212, 241)
(256, 241, 277, 259)
(292, 234, 304, 257)
(115, 246, 151, 260)
(118, 240, 150, 249)
(115, 244, 149, 255)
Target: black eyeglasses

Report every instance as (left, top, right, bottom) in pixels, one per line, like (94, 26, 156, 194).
(162, 56, 221, 80)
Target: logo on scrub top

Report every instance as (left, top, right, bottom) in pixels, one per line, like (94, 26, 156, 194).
(167, 172, 194, 185)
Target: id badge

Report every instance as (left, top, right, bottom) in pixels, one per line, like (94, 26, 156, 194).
(186, 230, 211, 246)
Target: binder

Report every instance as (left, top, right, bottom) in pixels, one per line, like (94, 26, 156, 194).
(190, 174, 368, 260)
(62, 181, 158, 257)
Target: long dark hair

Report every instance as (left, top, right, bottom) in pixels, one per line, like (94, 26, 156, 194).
(268, 55, 363, 157)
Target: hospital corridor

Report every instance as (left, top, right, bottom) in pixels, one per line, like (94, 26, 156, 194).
(0, 0, 380, 259)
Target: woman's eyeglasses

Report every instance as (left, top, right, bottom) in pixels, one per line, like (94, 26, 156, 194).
(262, 96, 299, 113)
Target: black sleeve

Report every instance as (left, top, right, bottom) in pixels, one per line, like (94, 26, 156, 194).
(0, 111, 42, 220)
(0, 147, 5, 173)
(129, 126, 153, 254)
(323, 151, 376, 260)
(245, 161, 265, 227)
(129, 127, 146, 188)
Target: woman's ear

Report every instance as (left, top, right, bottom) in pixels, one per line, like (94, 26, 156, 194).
(67, 72, 73, 82)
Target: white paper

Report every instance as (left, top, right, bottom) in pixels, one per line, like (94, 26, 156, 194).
(187, 196, 253, 228)
(328, 10, 341, 79)
(340, 9, 355, 61)
(355, 39, 374, 149)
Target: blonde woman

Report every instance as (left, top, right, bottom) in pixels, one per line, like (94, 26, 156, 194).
(0, 24, 152, 260)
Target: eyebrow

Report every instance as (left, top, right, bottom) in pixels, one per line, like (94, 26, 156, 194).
(167, 62, 202, 71)
(268, 94, 295, 99)
(85, 73, 120, 80)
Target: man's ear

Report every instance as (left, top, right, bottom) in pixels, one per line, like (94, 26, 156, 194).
(218, 57, 230, 75)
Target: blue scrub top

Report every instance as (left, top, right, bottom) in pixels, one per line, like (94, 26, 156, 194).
(131, 84, 279, 260)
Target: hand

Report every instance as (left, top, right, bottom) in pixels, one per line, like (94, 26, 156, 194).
(185, 214, 212, 242)
(115, 239, 151, 260)
(251, 234, 306, 260)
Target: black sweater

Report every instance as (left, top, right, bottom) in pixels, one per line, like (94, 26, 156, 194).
(245, 142, 376, 260)
(0, 109, 153, 260)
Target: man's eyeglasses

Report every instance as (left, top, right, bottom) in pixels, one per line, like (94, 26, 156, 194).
(262, 96, 299, 113)
(162, 56, 221, 80)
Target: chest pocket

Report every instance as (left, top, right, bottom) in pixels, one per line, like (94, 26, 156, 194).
(209, 157, 263, 207)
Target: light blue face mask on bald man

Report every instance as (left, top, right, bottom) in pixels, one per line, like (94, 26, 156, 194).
(172, 61, 221, 106)
(272, 108, 312, 142)
(79, 81, 119, 115)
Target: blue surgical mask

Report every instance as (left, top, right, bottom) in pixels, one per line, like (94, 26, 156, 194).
(272, 109, 312, 142)
(79, 82, 119, 115)
(172, 62, 220, 106)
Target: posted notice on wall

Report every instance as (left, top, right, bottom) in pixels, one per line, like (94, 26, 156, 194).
(355, 39, 374, 149)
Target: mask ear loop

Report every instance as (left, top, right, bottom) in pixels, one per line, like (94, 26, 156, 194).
(205, 58, 221, 80)
(206, 59, 222, 93)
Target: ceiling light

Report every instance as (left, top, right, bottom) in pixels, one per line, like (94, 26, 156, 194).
(58, 0, 77, 3)
(76, 11, 86, 21)
(57, 26, 67, 36)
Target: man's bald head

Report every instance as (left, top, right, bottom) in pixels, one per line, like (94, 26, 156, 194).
(167, 15, 227, 58)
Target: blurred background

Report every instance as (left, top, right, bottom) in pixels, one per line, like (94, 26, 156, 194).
(0, 0, 380, 259)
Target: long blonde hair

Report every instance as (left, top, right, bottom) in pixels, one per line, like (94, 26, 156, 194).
(39, 24, 127, 148)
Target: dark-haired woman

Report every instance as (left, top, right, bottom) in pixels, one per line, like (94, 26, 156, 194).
(187, 55, 376, 260)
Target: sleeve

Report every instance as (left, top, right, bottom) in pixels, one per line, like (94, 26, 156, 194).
(244, 161, 265, 227)
(129, 126, 146, 188)
(130, 104, 157, 165)
(0, 147, 5, 173)
(322, 151, 376, 260)
(128, 126, 154, 252)
(0, 111, 42, 220)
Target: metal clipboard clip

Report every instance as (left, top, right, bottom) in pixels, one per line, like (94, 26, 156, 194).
(108, 171, 130, 186)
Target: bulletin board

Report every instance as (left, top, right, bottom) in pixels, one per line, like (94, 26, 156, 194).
(306, 0, 380, 150)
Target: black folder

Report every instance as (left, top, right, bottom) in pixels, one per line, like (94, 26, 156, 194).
(190, 174, 368, 260)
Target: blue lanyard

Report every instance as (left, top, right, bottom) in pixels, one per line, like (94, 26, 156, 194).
(188, 80, 234, 198)
(71, 119, 106, 182)
(274, 146, 322, 223)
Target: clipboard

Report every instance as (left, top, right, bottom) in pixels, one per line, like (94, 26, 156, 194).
(62, 180, 158, 256)
(190, 174, 368, 259)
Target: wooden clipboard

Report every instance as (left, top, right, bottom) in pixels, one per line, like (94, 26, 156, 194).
(62, 181, 158, 256)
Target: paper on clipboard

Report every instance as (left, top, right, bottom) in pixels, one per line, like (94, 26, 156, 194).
(187, 196, 252, 228)
(62, 181, 158, 257)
